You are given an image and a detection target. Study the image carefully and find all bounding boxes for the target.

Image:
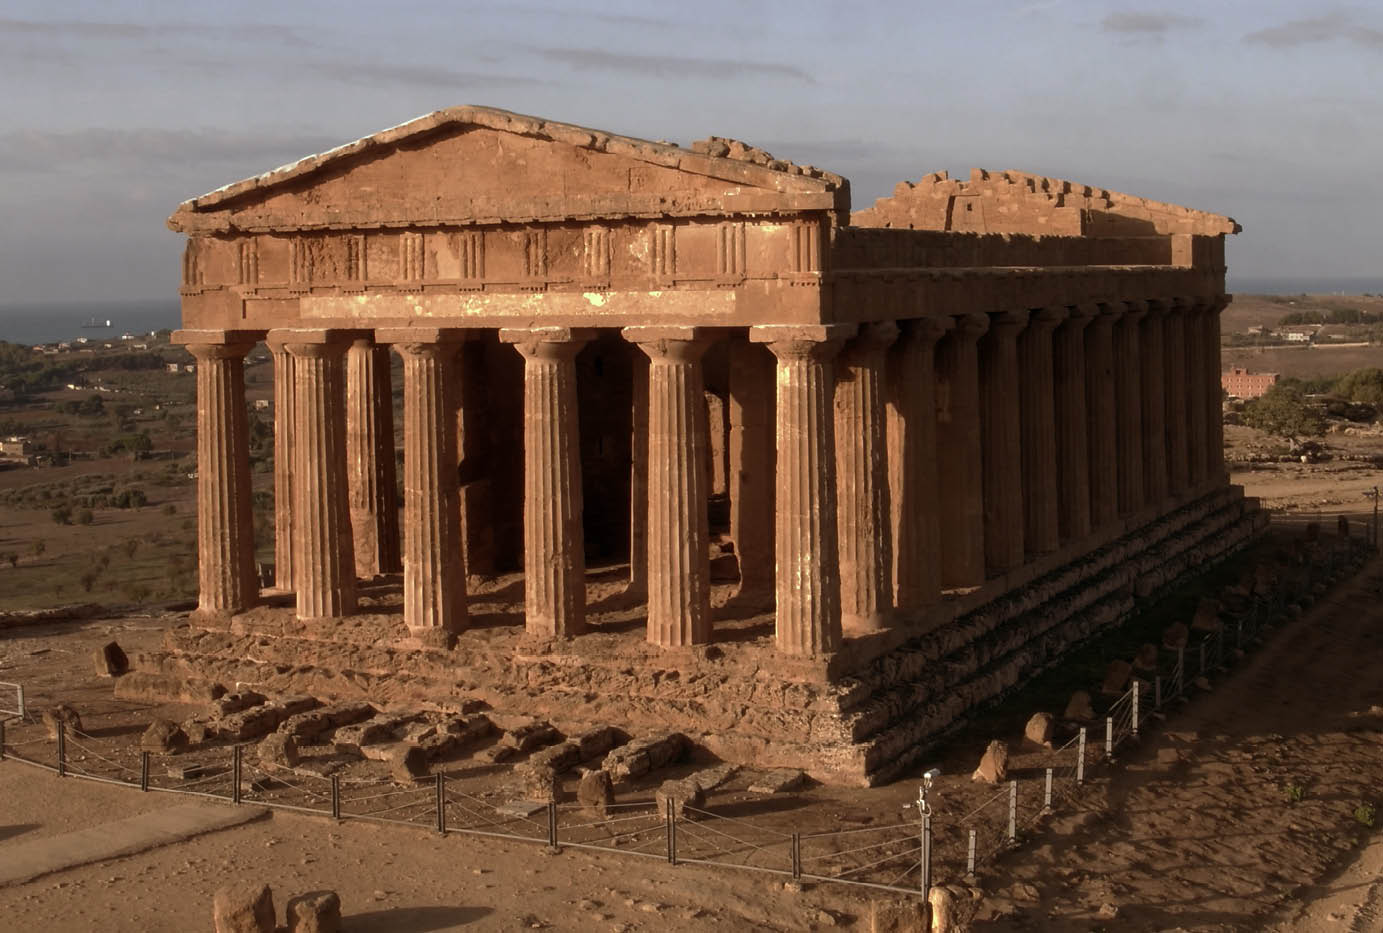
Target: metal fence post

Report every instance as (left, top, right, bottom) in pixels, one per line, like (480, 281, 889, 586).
(140, 751, 150, 792)
(436, 774, 447, 835)
(231, 744, 242, 805)
(15, 685, 23, 720)
(57, 721, 66, 778)
(791, 832, 801, 880)
(1077, 728, 1087, 784)
(665, 798, 677, 866)
(1132, 681, 1140, 738)
(330, 775, 341, 820)
(1007, 780, 1017, 843)
(546, 800, 557, 849)
(1105, 716, 1114, 760)
(920, 807, 932, 896)
(1044, 768, 1054, 810)
(0, 718, 5, 761)
(966, 829, 977, 877)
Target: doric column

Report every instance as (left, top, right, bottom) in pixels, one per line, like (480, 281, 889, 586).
(1184, 302, 1208, 488)
(280, 331, 357, 620)
(500, 328, 593, 640)
(268, 339, 297, 593)
(728, 338, 776, 599)
(1163, 300, 1190, 497)
(1204, 297, 1228, 482)
(1113, 302, 1147, 516)
(1084, 305, 1121, 530)
(178, 331, 259, 616)
(628, 350, 649, 599)
(378, 328, 469, 644)
(1053, 305, 1094, 543)
(835, 321, 898, 633)
(346, 338, 400, 579)
(1019, 307, 1064, 558)
(749, 324, 853, 656)
(1139, 301, 1169, 509)
(888, 316, 950, 611)
(934, 313, 989, 588)
(980, 310, 1029, 577)
(624, 327, 715, 647)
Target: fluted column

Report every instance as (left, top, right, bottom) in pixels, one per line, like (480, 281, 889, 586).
(728, 339, 776, 599)
(1113, 302, 1147, 516)
(500, 328, 593, 640)
(378, 329, 468, 643)
(628, 351, 649, 599)
(625, 327, 714, 647)
(1163, 300, 1190, 497)
(1019, 307, 1063, 558)
(346, 338, 401, 579)
(179, 332, 259, 616)
(1139, 301, 1169, 509)
(1185, 302, 1208, 488)
(980, 310, 1028, 577)
(1205, 297, 1228, 482)
(935, 313, 989, 588)
(835, 321, 898, 633)
(268, 339, 297, 593)
(888, 316, 949, 611)
(749, 324, 853, 656)
(281, 332, 356, 620)
(1054, 306, 1094, 542)
(1085, 305, 1121, 530)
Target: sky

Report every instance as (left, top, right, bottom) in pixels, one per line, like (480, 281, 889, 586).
(0, 0, 1378, 304)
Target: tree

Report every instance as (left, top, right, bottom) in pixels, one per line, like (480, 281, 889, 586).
(1243, 384, 1327, 444)
(50, 504, 72, 525)
(1334, 368, 1383, 409)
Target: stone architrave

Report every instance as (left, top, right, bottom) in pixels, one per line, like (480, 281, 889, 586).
(177, 331, 260, 616)
(280, 331, 357, 620)
(628, 350, 649, 599)
(1113, 302, 1147, 516)
(624, 326, 715, 647)
(345, 338, 401, 579)
(1163, 300, 1190, 497)
(1018, 307, 1064, 557)
(378, 328, 469, 644)
(1139, 301, 1169, 509)
(980, 310, 1029, 576)
(500, 328, 593, 640)
(1205, 297, 1229, 481)
(934, 313, 990, 588)
(888, 316, 949, 611)
(834, 321, 898, 633)
(749, 324, 854, 656)
(1184, 302, 1208, 488)
(267, 340, 296, 593)
(1053, 305, 1094, 542)
(1084, 304, 1121, 530)
(728, 339, 776, 599)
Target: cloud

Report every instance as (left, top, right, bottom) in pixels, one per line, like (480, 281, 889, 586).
(1100, 11, 1202, 35)
(0, 128, 343, 174)
(1245, 12, 1383, 49)
(0, 16, 306, 45)
(536, 47, 814, 83)
(303, 61, 549, 90)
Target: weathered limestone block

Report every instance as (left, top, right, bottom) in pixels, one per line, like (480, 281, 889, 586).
(500, 721, 561, 754)
(1023, 713, 1054, 748)
(575, 725, 624, 760)
(258, 733, 300, 768)
(523, 765, 559, 802)
(211, 692, 267, 718)
(1132, 643, 1159, 672)
(1162, 622, 1190, 650)
(689, 763, 739, 793)
(286, 890, 341, 933)
(748, 769, 807, 794)
(1100, 659, 1133, 696)
(279, 702, 375, 742)
(213, 882, 275, 933)
(94, 641, 129, 677)
(972, 740, 1008, 784)
(390, 745, 429, 783)
(1191, 598, 1222, 633)
(527, 740, 582, 774)
(42, 704, 82, 739)
(213, 705, 285, 742)
(417, 715, 493, 761)
(332, 716, 418, 755)
(578, 768, 614, 815)
(656, 778, 705, 820)
(141, 719, 188, 754)
(183, 721, 212, 745)
(602, 733, 688, 782)
(115, 672, 225, 705)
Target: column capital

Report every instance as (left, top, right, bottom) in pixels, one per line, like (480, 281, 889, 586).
(1144, 298, 1171, 318)
(621, 326, 716, 362)
(987, 309, 1030, 334)
(374, 326, 472, 346)
(950, 312, 990, 341)
(1208, 294, 1232, 313)
(749, 323, 855, 360)
(1063, 304, 1100, 326)
(1094, 301, 1125, 323)
(1027, 306, 1067, 331)
(266, 328, 365, 353)
(499, 326, 596, 360)
(173, 328, 262, 351)
(1120, 300, 1149, 324)
(898, 315, 953, 345)
(184, 341, 255, 362)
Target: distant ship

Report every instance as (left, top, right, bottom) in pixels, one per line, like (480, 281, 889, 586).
(81, 317, 112, 329)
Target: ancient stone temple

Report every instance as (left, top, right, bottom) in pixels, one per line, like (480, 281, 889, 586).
(155, 106, 1263, 784)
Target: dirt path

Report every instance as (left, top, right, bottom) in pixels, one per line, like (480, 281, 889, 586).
(974, 556, 1383, 931)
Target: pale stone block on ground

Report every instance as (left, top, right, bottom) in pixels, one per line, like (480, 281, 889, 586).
(213, 882, 275, 933)
(286, 889, 341, 933)
(1024, 712, 1054, 748)
(972, 739, 1008, 784)
(142, 718, 188, 753)
(1063, 690, 1094, 721)
(747, 768, 806, 794)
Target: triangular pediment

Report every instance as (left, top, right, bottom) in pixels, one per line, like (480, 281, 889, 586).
(168, 106, 847, 234)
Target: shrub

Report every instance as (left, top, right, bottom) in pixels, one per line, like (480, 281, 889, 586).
(75, 508, 94, 525)
(50, 505, 72, 525)
(1355, 803, 1376, 828)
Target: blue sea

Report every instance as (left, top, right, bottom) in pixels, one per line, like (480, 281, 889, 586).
(0, 300, 182, 347)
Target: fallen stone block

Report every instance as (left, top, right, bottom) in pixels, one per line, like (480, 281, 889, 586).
(1023, 712, 1054, 748)
(390, 744, 429, 783)
(1132, 643, 1159, 673)
(333, 719, 406, 755)
(167, 762, 207, 781)
(1191, 599, 1222, 633)
(527, 740, 581, 774)
(279, 702, 375, 742)
(747, 769, 806, 795)
(502, 721, 561, 753)
(275, 696, 320, 718)
(94, 641, 129, 678)
(1162, 622, 1190, 650)
(258, 733, 300, 769)
(211, 692, 267, 718)
(213, 705, 284, 742)
(577, 768, 614, 816)
(1100, 659, 1133, 696)
(141, 719, 188, 754)
(688, 763, 738, 793)
(42, 704, 83, 739)
(575, 725, 624, 760)
(603, 733, 687, 782)
(523, 765, 558, 802)
(972, 739, 1008, 784)
(286, 890, 341, 933)
(182, 721, 212, 745)
(115, 672, 225, 705)
(213, 882, 275, 933)
(1063, 690, 1094, 721)
(656, 778, 704, 820)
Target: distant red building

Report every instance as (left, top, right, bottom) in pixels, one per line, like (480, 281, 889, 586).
(1222, 366, 1279, 399)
